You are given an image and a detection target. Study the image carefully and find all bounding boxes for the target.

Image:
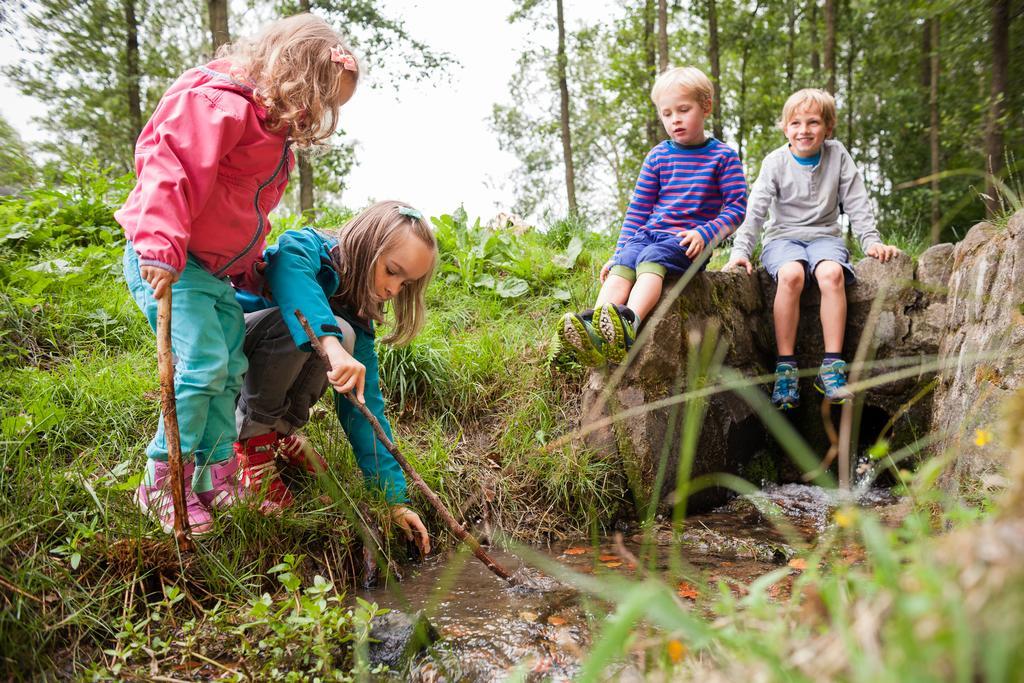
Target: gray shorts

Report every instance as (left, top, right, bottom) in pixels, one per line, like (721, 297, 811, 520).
(760, 237, 855, 284)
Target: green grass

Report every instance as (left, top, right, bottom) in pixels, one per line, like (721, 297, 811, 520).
(0, 172, 629, 677)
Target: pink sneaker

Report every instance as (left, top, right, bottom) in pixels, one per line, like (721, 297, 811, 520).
(277, 432, 328, 475)
(195, 457, 247, 509)
(136, 460, 213, 536)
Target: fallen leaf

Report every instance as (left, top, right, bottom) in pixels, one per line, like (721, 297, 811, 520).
(519, 611, 538, 623)
(667, 639, 687, 663)
(720, 561, 734, 567)
(676, 582, 699, 600)
(603, 561, 623, 568)
(547, 615, 567, 626)
(788, 558, 807, 570)
(564, 547, 588, 556)
(599, 554, 618, 562)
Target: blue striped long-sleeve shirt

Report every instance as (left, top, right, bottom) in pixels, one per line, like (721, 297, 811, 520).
(613, 138, 748, 258)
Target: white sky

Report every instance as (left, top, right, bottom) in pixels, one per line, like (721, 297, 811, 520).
(0, 0, 614, 223)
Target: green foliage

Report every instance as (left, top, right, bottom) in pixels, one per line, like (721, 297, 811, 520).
(0, 163, 140, 366)
(493, 0, 1024, 248)
(3, 0, 206, 172)
(377, 336, 454, 413)
(233, 554, 388, 681)
(431, 206, 594, 300)
(0, 115, 36, 191)
(81, 559, 389, 681)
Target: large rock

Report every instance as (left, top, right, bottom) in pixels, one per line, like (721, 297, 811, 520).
(367, 610, 439, 671)
(581, 270, 773, 512)
(932, 211, 1024, 494)
(581, 232, 972, 514)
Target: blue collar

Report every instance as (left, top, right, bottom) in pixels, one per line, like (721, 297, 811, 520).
(790, 148, 821, 166)
(667, 137, 714, 153)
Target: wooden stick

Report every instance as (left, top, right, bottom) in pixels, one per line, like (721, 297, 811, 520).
(294, 310, 512, 581)
(157, 294, 193, 551)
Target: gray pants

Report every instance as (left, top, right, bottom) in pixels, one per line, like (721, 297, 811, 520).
(235, 307, 355, 441)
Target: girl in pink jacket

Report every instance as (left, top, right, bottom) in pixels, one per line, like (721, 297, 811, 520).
(116, 13, 359, 536)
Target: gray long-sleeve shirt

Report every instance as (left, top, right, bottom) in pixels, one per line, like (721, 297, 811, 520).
(729, 139, 882, 261)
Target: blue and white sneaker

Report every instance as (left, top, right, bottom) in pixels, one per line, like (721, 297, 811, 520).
(815, 359, 854, 403)
(558, 312, 606, 367)
(771, 362, 800, 410)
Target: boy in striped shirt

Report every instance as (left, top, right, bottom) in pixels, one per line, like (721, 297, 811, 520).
(559, 66, 747, 365)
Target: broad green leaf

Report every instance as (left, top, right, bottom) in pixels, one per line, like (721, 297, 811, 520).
(495, 277, 529, 298)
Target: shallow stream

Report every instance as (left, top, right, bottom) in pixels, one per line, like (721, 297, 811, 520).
(358, 483, 905, 681)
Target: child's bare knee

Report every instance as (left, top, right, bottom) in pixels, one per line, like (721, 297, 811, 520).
(814, 261, 844, 289)
(777, 263, 805, 291)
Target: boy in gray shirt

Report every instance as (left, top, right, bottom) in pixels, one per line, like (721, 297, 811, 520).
(725, 88, 899, 408)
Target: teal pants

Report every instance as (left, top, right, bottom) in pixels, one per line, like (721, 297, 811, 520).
(123, 243, 247, 466)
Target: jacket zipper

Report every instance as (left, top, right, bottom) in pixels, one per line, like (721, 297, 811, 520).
(214, 139, 292, 278)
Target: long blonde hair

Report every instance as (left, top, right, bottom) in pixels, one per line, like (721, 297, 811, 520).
(329, 201, 437, 346)
(217, 13, 359, 148)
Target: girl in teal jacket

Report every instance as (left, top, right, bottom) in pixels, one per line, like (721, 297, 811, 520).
(234, 201, 436, 554)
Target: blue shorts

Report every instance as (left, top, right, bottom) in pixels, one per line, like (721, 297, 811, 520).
(760, 237, 855, 285)
(609, 230, 704, 280)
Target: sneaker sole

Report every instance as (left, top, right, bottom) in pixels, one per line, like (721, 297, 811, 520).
(558, 313, 604, 367)
(596, 305, 628, 364)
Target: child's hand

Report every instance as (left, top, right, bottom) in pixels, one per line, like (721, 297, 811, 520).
(391, 505, 431, 555)
(599, 261, 612, 282)
(724, 256, 753, 275)
(679, 231, 706, 259)
(321, 336, 366, 402)
(866, 243, 901, 263)
(139, 265, 178, 299)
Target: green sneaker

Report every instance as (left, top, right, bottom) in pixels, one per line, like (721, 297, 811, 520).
(595, 303, 637, 364)
(557, 312, 606, 367)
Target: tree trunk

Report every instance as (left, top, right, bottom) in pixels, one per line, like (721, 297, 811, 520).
(296, 0, 314, 215)
(929, 17, 941, 242)
(123, 0, 142, 145)
(298, 151, 315, 216)
(738, 42, 749, 161)
(707, 0, 723, 141)
(809, 0, 820, 79)
(984, 0, 1009, 216)
(737, 2, 763, 163)
(824, 0, 836, 93)
(645, 0, 660, 147)
(208, 0, 230, 54)
(845, 28, 855, 147)
(786, 2, 798, 91)
(658, 0, 669, 73)
(556, 0, 578, 215)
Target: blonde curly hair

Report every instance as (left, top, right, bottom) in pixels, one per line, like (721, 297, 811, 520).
(218, 13, 359, 148)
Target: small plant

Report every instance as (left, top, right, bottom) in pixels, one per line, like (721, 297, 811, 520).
(234, 553, 390, 681)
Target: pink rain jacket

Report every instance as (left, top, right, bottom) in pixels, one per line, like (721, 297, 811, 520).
(115, 60, 294, 294)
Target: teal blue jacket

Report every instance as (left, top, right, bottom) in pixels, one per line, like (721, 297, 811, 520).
(237, 227, 407, 503)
